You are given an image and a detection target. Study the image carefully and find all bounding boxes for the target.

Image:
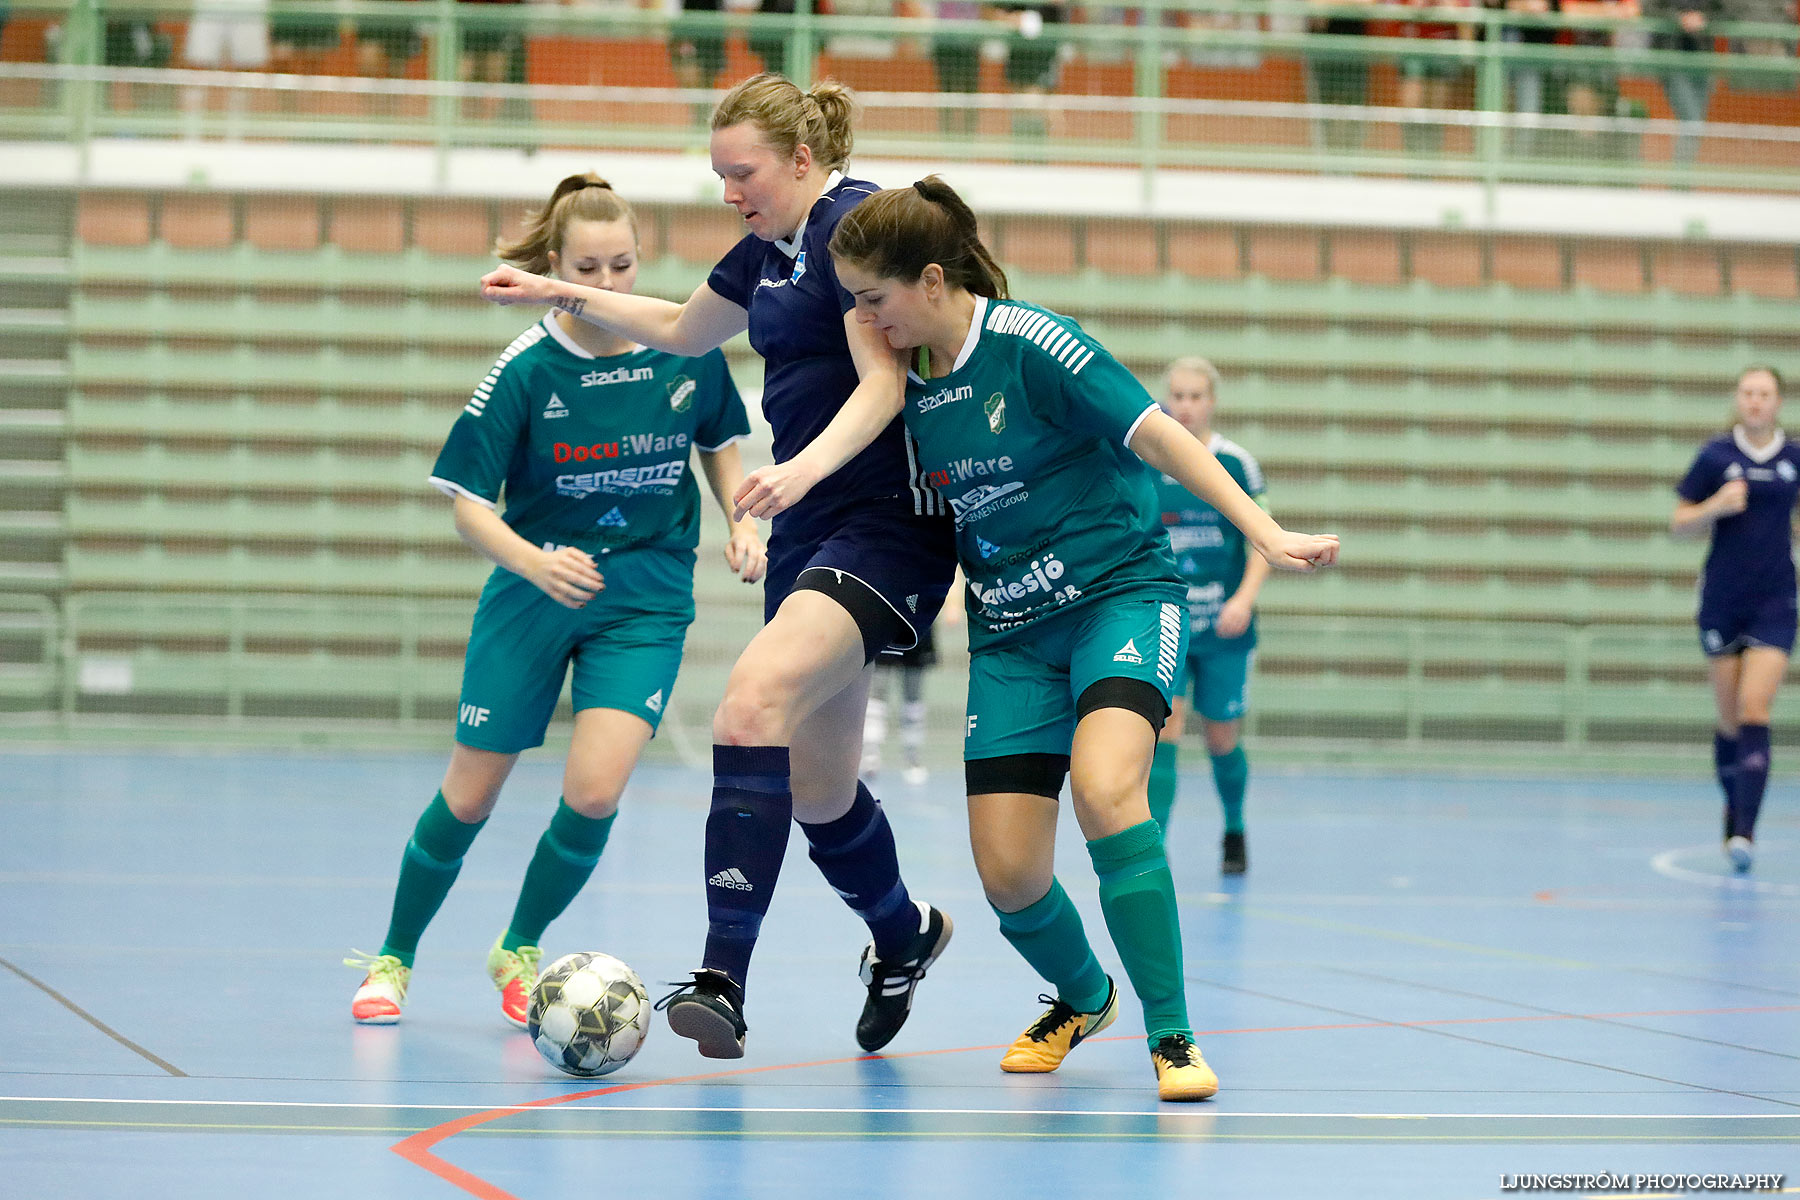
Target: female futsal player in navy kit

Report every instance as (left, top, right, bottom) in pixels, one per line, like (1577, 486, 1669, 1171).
(1672, 366, 1797, 872)
(479, 75, 957, 1058)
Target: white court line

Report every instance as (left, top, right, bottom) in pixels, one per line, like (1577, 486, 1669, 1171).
(1650, 844, 1800, 898)
(2, 1097, 1796, 1120)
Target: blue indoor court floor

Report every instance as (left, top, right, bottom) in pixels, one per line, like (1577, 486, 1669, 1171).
(2, 749, 1797, 1199)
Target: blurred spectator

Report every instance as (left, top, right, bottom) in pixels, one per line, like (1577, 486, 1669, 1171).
(355, 0, 424, 79)
(927, 0, 983, 136)
(1555, 0, 1637, 161)
(181, 0, 270, 138)
(1306, 0, 1375, 151)
(460, 0, 529, 123)
(269, 4, 338, 81)
(981, 2, 1066, 142)
(1641, 0, 1719, 162)
(670, 0, 794, 123)
(1397, 0, 1476, 155)
(1488, 0, 1558, 156)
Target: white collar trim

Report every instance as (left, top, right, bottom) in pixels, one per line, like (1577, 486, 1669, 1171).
(1734, 424, 1786, 463)
(774, 169, 844, 259)
(907, 295, 989, 384)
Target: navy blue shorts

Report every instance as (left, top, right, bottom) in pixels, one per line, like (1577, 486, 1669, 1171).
(765, 498, 957, 657)
(1699, 590, 1798, 657)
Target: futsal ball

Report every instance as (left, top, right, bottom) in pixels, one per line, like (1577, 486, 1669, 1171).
(527, 952, 650, 1077)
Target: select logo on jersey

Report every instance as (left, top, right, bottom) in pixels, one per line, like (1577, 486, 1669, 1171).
(1113, 638, 1143, 665)
(917, 383, 973, 415)
(667, 376, 695, 413)
(459, 703, 491, 727)
(581, 365, 654, 387)
(971, 553, 1082, 611)
(708, 867, 753, 891)
(645, 689, 664, 713)
(596, 507, 628, 528)
(984, 392, 1007, 434)
(558, 460, 687, 497)
(543, 394, 569, 420)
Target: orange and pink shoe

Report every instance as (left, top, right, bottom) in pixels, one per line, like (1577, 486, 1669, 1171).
(486, 936, 542, 1029)
(345, 950, 410, 1025)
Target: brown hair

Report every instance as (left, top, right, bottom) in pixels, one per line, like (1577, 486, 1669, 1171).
(827, 176, 1009, 299)
(1739, 364, 1785, 393)
(712, 73, 856, 173)
(494, 173, 637, 276)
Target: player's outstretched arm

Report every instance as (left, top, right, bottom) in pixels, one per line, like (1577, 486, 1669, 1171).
(450, 494, 604, 608)
(732, 313, 907, 520)
(478, 266, 749, 358)
(1130, 410, 1339, 572)
(697, 442, 768, 584)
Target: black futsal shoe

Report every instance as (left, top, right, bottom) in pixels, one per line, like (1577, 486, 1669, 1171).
(1221, 831, 1248, 875)
(656, 969, 748, 1059)
(855, 901, 954, 1052)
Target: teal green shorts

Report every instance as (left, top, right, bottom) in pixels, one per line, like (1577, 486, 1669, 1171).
(964, 592, 1188, 760)
(1174, 640, 1254, 724)
(455, 547, 697, 753)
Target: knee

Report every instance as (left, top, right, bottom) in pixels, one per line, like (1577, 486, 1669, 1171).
(560, 786, 621, 820)
(974, 848, 1051, 914)
(712, 672, 794, 745)
(1069, 759, 1147, 824)
(1202, 723, 1239, 757)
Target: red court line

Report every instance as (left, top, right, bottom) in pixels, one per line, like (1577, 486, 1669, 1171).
(393, 1003, 1800, 1198)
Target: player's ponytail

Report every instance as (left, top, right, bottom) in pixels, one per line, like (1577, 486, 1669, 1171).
(713, 73, 856, 173)
(495, 172, 638, 276)
(828, 175, 1009, 300)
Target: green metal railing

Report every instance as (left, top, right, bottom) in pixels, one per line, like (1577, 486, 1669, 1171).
(3, 0, 1798, 196)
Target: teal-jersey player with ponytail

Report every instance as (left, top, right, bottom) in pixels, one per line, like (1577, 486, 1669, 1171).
(1150, 356, 1268, 874)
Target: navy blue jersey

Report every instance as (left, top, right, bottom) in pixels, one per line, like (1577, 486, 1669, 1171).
(1675, 428, 1800, 611)
(706, 171, 940, 523)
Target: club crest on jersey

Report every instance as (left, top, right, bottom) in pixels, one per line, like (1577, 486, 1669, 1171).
(668, 375, 696, 413)
(984, 392, 1007, 435)
(543, 393, 569, 420)
(1781, 460, 1797, 482)
(791, 249, 807, 283)
(596, 507, 628, 528)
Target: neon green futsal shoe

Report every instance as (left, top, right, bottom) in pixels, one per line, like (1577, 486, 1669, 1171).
(345, 950, 410, 1025)
(486, 936, 542, 1030)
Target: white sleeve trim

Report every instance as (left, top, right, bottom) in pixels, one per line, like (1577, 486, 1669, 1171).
(428, 476, 497, 508)
(1122, 403, 1160, 447)
(694, 432, 748, 453)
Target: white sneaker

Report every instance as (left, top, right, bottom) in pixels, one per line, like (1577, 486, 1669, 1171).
(1725, 835, 1754, 873)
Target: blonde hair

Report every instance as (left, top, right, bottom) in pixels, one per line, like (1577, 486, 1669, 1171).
(828, 176, 1008, 299)
(494, 173, 637, 276)
(712, 73, 856, 173)
(1164, 355, 1222, 398)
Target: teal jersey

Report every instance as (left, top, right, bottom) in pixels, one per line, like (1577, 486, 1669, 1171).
(430, 315, 750, 557)
(1155, 433, 1265, 648)
(905, 295, 1182, 651)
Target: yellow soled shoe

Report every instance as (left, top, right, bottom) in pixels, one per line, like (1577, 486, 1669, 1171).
(1150, 1032, 1220, 1102)
(1000, 978, 1119, 1073)
(486, 936, 542, 1030)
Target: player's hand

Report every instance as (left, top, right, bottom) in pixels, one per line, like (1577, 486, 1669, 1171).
(530, 546, 604, 608)
(1259, 531, 1339, 572)
(480, 263, 559, 307)
(1215, 595, 1254, 639)
(724, 525, 767, 585)
(1713, 478, 1749, 516)
(733, 460, 822, 522)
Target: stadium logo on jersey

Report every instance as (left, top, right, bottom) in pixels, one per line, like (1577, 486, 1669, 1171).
(581, 365, 654, 387)
(948, 481, 1028, 524)
(596, 507, 628, 528)
(543, 394, 569, 420)
(1781, 460, 1798, 482)
(917, 383, 973, 415)
(1113, 638, 1143, 665)
(667, 376, 696, 413)
(972, 553, 1081, 611)
(984, 392, 1007, 434)
(645, 689, 664, 713)
(974, 533, 1001, 560)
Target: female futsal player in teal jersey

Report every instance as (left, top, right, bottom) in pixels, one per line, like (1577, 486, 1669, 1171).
(732, 178, 1338, 1100)
(346, 173, 764, 1028)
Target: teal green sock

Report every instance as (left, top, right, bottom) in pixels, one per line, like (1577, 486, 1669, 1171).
(1211, 746, 1248, 834)
(991, 878, 1112, 1013)
(505, 800, 616, 951)
(379, 791, 487, 966)
(1087, 820, 1190, 1045)
(1148, 741, 1178, 831)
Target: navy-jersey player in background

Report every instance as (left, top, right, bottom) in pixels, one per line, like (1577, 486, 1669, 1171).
(479, 74, 957, 1059)
(1672, 366, 1797, 872)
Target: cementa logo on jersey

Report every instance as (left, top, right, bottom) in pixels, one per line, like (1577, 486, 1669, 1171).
(970, 552, 1082, 613)
(667, 376, 696, 413)
(554, 431, 691, 497)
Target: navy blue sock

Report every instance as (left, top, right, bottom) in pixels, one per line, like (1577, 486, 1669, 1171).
(1735, 724, 1771, 839)
(1714, 730, 1740, 836)
(799, 781, 918, 960)
(701, 745, 793, 991)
